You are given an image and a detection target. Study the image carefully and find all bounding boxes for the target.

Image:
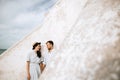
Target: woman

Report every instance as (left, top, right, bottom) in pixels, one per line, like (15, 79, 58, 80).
(26, 42, 42, 80)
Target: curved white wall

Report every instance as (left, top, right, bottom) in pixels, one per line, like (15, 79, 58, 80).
(0, 0, 85, 79)
(39, 0, 120, 80)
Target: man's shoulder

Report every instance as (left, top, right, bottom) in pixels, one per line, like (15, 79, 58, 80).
(51, 49, 56, 53)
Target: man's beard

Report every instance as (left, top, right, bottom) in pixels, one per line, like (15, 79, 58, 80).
(48, 48, 51, 51)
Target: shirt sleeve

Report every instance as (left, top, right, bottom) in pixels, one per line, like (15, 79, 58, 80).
(42, 56, 46, 65)
(26, 53, 30, 61)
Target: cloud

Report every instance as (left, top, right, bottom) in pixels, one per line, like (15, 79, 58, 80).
(0, 0, 57, 49)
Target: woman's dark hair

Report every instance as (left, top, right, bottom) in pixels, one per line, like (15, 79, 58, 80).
(36, 51, 41, 58)
(32, 42, 41, 58)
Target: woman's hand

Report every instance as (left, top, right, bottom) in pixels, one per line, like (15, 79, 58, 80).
(27, 73, 31, 80)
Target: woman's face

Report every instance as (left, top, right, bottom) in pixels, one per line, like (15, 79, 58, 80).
(35, 44, 41, 51)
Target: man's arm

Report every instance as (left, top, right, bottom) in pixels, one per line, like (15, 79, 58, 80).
(40, 62, 46, 73)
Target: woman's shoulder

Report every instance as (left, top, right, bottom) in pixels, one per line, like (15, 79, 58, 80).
(27, 50, 34, 56)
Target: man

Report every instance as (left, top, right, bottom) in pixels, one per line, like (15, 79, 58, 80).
(40, 40, 55, 72)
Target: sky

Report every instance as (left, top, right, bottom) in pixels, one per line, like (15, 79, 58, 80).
(0, 0, 57, 49)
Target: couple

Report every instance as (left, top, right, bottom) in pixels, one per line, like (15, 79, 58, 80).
(26, 40, 54, 80)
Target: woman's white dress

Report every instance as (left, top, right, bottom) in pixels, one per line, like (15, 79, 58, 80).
(26, 50, 41, 80)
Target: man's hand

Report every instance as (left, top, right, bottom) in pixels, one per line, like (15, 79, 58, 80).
(40, 62, 46, 73)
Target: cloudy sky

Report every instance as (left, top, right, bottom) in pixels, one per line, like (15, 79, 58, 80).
(0, 0, 57, 49)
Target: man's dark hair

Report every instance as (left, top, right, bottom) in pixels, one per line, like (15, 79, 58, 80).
(46, 40, 54, 46)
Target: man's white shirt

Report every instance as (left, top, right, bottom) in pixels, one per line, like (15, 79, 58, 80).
(43, 49, 55, 65)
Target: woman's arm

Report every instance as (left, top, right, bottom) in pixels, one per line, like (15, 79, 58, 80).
(26, 61, 30, 80)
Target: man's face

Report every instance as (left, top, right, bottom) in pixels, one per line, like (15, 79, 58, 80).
(46, 43, 52, 50)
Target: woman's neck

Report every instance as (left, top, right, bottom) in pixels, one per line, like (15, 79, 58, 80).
(34, 49, 37, 53)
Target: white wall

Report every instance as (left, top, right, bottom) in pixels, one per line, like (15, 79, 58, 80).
(39, 0, 120, 80)
(0, 0, 120, 80)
